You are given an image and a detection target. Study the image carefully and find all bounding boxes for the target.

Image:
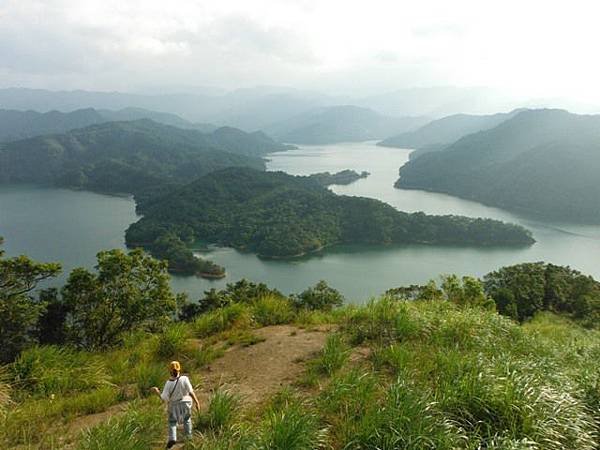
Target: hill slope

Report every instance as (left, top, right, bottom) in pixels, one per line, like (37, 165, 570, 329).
(0, 107, 218, 143)
(264, 105, 428, 144)
(0, 120, 276, 194)
(396, 109, 600, 222)
(125, 167, 534, 270)
(378, 109, 522, 150)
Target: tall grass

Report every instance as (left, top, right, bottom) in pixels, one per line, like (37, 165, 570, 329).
(252, 295, 295, 326)
(311, 333, 350, 376)
(77, 401, 163, 450)
(155, 322, 190, 358)
(1, 386, 119, 447)
(12, 346, 111, 397)
(193, 303, 253, 338)
(0, 367, 11, 416)
(258, 400, 326, 450)
(133, 360, 165, 397)
(196, 387, 240, 433)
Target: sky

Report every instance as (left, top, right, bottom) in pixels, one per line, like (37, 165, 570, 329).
(1, 0, 600, 102)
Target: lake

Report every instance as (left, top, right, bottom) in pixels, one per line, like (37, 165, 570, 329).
(1, 141, 599, 301)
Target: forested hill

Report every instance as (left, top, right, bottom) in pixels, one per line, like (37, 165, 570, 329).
(0, 119, 277, 194)
(396, 109, 600, 223)
(126, 167, 534, 271)
(378, 109, 522, 150)
(0, 107, 220, 142)
(264, 105, 428, 144)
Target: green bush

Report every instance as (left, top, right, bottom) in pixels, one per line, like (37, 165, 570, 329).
(253, 295, 295, 326)
(291, 280, 344, 311)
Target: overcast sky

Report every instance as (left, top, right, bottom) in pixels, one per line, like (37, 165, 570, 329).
(1, 0, 599, 101)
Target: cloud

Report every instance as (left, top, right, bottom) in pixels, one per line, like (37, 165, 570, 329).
(0, 0, 599, 103)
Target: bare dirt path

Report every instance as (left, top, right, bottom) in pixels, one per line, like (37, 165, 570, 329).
(195, 325, 330, 405)
(61, 325, 330, 448)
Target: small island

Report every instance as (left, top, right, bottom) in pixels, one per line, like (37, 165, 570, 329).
(125, 167, 535, 273)
(308, 169, 370, 186)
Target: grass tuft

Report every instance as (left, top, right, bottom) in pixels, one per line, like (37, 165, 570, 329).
(196, 387, 240, 433)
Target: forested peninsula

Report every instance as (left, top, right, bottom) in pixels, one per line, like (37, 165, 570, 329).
(125, 167, 534, 274)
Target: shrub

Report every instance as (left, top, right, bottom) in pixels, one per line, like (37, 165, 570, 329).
(12, 346, 111, 397)
(155, 323, 190, 358)
(196, 388, 240, 433)
(0, 368, 11, 416)
(253, 295, 295, 326)
(291, 280, 344, 311)
(193, 303, 253, 338)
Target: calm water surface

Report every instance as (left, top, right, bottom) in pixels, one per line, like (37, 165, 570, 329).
(1, 141, 599, 300)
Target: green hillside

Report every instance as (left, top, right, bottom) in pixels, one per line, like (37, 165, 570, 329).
(0, 119, 290, 194)
(1, 240, 599, 449)
(396, 109, 600, 222)
(378, 109, 521, 150)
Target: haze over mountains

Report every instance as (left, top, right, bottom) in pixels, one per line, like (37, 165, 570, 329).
(264, 105, 428, 144)
(1, 86, 578, 133)
(378, 109, 524, 150)
(396, 109, 600, 222)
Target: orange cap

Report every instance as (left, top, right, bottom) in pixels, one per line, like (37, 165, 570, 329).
(169, 361, 181, 372)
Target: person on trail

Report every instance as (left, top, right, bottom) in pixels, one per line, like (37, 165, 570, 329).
(151, 360, 201, 449)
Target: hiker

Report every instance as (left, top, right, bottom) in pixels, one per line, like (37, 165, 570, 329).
(151, 360, 201, 449)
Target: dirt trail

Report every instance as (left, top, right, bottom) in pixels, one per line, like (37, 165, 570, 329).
(62, 325, 329, 447)
(195, 325, 329, 405)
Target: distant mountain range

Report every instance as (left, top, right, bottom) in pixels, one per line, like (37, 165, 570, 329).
(0, 86, 558, 133)
(0, 119, 289, 194)
(396, 109, 600, 223)
(378, 109, 523, 151)
(264, 105, 429, 144)
(0, 107, 217, 143)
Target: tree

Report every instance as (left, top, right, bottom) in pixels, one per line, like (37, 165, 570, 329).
(291, 280, 344, 311)
(62, 248, 176, 349)
(0, 238, 61, 362)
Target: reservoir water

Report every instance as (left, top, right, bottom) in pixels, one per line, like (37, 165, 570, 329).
(1, 141, 599, 300)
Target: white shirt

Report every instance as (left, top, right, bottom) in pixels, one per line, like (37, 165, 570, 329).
(160, 375, 194, 403)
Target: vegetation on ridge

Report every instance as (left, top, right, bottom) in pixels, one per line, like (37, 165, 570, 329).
(125, 167, 534, 272)
(1, 238, 598, 449)
(396, 109, 600, 222)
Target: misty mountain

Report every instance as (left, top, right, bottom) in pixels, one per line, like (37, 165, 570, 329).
(396, 109, 600, 222)
(97, 108, 217, 133)
(264, 105, 429, 144)
(357, 86, 517, 118)
(378, 109, 523, 150)
(0, 107, 218, 143)
(0, 108, 105, 142)
(0, 119, 289, 193)
(0, 87, 339, 129)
